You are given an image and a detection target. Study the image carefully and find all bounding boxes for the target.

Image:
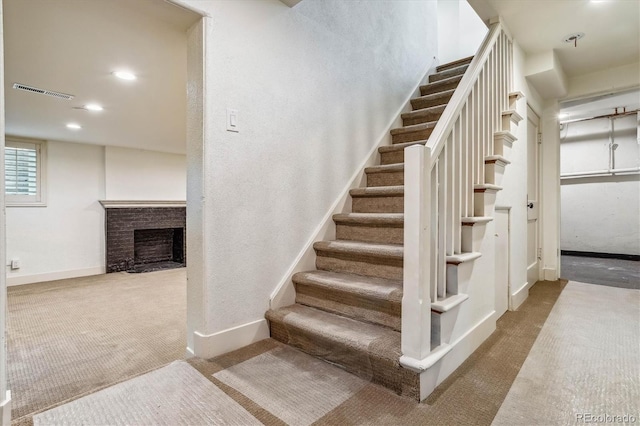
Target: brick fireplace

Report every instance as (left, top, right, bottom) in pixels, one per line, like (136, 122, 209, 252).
(100, 201, 186, 273)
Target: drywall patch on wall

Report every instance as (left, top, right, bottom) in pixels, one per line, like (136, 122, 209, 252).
(105, 146, 186, 201)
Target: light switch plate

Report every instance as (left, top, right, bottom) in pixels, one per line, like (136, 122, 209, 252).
(227, 108, 239, 132)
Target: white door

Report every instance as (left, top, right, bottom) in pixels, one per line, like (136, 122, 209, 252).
(495, 208, 509, 317)
(526, 105, 541, 286)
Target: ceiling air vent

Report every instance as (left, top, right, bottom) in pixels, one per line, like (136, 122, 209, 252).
(12, 83, 74, 100)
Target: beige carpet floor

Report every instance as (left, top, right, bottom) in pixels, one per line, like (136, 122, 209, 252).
(187, 280, 567, 425)
(493, 281, 640, 425)
(7, 269, 187, 424)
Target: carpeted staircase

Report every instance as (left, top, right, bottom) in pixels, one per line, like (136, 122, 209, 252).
(266, 56, 474, 400)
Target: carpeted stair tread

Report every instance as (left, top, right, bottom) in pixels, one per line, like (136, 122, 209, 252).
(365, 163, 404, 174)
(420, 74, 463, 96)
(411, 89, 455, 110)
(293, 271, 403, 329)
(429, 64, 470, 83)
(333, 213, 403, 226)
(314, 240, 403, 260)
(379, 140, 427, 154)
(436, 55, 474, 72)
(390, 121, 437, 136)
(265, 304, 419, 398)
(401, 104, 446, 121)
(350, 185, 404, 197)
(293, 271, 402, 302)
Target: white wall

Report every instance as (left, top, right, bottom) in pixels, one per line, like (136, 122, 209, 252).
(183, 0, 438, 354)
(6, 142, 187, 285)
(560, 115, 640, 255)
(6, 141, 106, 285)
(0, 1, 10, 422)
(438, 0, 487, 65)
(105, 146, 186, 200)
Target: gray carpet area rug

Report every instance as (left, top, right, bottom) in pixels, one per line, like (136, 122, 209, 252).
(492, 281, 640, 425)
(33, 361, 260, 426)
(213, 345, 368, 426)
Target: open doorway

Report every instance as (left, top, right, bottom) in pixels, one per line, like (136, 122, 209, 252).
(2, 0, 202, 421)
(558, 89, 640, 289)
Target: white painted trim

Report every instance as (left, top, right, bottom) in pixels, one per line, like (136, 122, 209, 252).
(417, 310, 496, 400)
(99, 200, 186, 208)
(543, 267, 558, 281)
(510, 280, 533, 310)
(191, 319, 270, 359)
(7, 266, 105, 286)
(269, 57, 438, 310)
(279, 0, 303, 7)
(166, 0, 210, 18)
(1, 391, 11, 426)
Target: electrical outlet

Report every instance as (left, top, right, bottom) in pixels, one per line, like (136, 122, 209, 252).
(10, 258, 20, 270)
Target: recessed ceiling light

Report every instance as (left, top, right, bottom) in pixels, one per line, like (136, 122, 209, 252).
(558, 113, 569, 119)
(85, 103, 103, 112)
(112, 70, 137, 81)
(66, 123, 82, 130)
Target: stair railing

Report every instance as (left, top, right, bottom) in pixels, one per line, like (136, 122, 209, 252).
(401, 20, 513, 367)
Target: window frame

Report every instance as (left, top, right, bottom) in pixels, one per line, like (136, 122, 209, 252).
(5, 136, 47, 207)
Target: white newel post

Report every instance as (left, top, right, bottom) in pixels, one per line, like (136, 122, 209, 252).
(401, 145, 432, 361)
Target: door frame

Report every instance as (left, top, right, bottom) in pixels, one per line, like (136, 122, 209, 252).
(526, 103, 543, 285)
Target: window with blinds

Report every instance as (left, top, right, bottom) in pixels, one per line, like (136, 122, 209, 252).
(4, 138, 46, 206)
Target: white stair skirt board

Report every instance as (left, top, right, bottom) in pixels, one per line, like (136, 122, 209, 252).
(510, 281, 533, 311)
(493, 282, 640, 425)
(192, 319, 270, 359)
(214, 345, 367, 426)
(269, 57, 437, 311)
(400, 310, 495, 400)
(1, 391, 11, 426)
(7, 266, 105, 286)
(33, 361, 260, 426)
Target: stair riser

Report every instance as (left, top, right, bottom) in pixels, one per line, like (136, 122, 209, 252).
(267, 317, 419, 399)
(316, 253, 403, 281)
(380, 150, 404, 165)
(485, 162, 506, 186)
(428, 65, 468, 83)
(392, 127, 434, 144)
(367, 171, 404, 187)
(411, 93, 453, 110)
(402, 111, 443, 127)
(336, 223, 403, 245)
(352, 196, 404, 213)
(420, 80, 459, 97)
(294, 285, 401, 331)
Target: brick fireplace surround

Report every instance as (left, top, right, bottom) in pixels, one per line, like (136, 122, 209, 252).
(100, 201, 186, 273)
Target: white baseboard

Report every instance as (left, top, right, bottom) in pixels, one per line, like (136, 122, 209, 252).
(543, 267, 558, 281)
(418, 311, 496, 399)
(510, 280, 533, 310)
(1, 390, 11, 426)
(270, 56, 438, 310)
(191, 319, 270, 359)
(7, 266, 106, 286)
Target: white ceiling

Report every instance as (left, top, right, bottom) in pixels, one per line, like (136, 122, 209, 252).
(3, 0, 200, 154)
(469, 0, 640, 77)
(560, 88, 640, 121)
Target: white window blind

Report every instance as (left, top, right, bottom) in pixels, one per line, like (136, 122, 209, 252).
(4, 138, 46, 206)
(5, 143, 38, 195)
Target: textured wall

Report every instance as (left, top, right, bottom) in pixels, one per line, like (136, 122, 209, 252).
(184, 0, 438, 338)
(560, 115, 640, 255)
